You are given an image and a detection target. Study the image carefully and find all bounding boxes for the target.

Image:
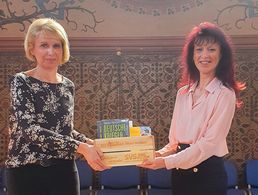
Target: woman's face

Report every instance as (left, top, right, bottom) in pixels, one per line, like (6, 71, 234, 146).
(30, 31, 63, 70)
(193, 41, 221, 77)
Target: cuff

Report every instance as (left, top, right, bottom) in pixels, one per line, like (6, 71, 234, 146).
(164, 155, 177, 170)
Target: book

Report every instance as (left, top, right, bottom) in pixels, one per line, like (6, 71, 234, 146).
(139, 126, 152, 136)
(129, 126, 152, 136)
(97, 119, 130, 138)
(129, 127, 141, 136)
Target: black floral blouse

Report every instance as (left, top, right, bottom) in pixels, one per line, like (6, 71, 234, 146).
(6, 72, 87, 168)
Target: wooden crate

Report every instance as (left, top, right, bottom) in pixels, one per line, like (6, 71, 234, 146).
(94, 135, 155, 166)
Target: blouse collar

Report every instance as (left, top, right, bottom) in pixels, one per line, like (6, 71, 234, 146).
(188, 77, 222, 95)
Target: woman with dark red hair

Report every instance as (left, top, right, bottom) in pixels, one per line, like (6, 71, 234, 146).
(139, 22, 245, 195)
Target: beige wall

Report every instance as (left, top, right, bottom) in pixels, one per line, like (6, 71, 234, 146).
(1, 0, 258, 37)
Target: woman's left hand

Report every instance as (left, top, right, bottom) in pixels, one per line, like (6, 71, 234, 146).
(137, 157, 166, 170)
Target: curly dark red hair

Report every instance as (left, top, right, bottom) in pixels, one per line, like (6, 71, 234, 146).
(179, 22, 245, 107)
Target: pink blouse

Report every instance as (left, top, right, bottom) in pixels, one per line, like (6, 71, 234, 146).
(159, 77, 236, 170)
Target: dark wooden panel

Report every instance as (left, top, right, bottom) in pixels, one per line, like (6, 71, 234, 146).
(0, 36, 258, 53)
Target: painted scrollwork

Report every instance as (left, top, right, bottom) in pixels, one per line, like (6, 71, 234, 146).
(214, 0, 258, 30)
(0, 0, 103, 32)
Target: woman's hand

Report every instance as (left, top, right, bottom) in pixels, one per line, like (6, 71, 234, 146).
(86, 138, 94, 145)
(77, 142, 110, 171)
(155, 151, 162, 157)
(137, 157, 166, 170)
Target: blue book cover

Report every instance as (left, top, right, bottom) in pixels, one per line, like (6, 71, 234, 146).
(140, 126, 152, 136)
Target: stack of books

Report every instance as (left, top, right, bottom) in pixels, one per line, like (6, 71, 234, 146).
(97, 118, 152, 138)
(95, 119, 154, 166)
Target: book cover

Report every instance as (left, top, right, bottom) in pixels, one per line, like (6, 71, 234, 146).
(140, 126, 152, 136)
(129, 127, 141, 136)
(129, 126, 152, 136)
(97, 119, 130, 138)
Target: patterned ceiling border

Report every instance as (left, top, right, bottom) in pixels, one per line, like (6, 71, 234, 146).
(101, 0, 210, 16)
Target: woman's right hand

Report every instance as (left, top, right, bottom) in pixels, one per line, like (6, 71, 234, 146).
(76, 142, 110, 171)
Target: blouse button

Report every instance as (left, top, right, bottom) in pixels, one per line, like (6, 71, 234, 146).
(193, 167, 198, 173)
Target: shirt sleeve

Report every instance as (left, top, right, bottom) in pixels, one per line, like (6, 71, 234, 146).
(71, 130, 88, 142)
(164, 87, 236, 169)
(10, 75, 80, 156)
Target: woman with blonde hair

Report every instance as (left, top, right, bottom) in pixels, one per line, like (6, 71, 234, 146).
(5, 18, 109, 195)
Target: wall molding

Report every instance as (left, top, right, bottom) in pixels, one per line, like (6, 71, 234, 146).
(0, 35, 258, 54)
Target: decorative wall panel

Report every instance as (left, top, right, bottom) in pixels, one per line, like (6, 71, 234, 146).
(0, 48, 257, 186)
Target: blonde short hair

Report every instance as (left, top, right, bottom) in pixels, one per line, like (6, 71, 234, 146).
(24, 18, 70, 64)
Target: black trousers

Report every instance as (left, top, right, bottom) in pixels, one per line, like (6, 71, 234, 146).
(172, 156, 227, 195)
(5, 160, 80, 195)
